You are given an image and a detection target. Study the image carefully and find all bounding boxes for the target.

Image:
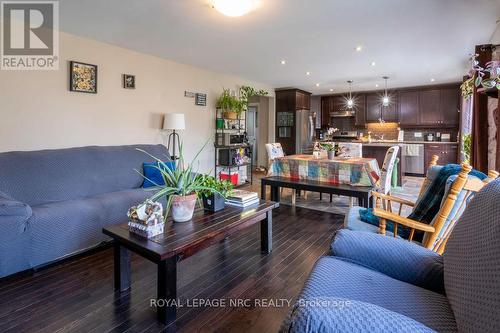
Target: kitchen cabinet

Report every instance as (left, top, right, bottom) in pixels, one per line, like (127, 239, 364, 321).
(419, 89, 442, 125)
(365, 93, 382, 122)
(440, 87, 460, 126)
(398, 90, 419, 126)
(425, 144, 458, 167)
(381, 96, 398, 122)
(355, 94, 366, 126)
(321, 96, 334, 127)
(275, 89, 311, 155)
(296, 91, 311, 110)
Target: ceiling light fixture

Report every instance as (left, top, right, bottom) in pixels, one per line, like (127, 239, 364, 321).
(329, 88, 334, 92)
(382, 76, 390, 107)
(430, 78, 435, 82)
(371, 61, 376, 66)
(315, 83, 320, 87)
(346, 80, 354, 109)
(375, 84, 379, 88)
(211, 0, 258, 17)
(280, 59, 286, 65)
(355, 46, 363, 52)
(306, 71, 311, 76)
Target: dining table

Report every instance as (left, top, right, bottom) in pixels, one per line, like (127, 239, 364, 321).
(267, 154, 381, 187)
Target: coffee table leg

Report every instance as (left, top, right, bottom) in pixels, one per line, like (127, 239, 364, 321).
(261, 211, 273, 254)
(114, 244, 131, 292)
(261, 182, 266, 200)
(157, 257, 177, 325)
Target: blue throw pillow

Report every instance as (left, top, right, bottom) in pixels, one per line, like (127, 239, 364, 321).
(142, 161, 175, 188)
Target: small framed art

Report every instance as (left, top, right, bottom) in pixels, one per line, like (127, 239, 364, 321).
(123, 74, 135, 89)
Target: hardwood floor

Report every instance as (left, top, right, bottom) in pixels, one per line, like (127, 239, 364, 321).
(0, 206, 344, 333)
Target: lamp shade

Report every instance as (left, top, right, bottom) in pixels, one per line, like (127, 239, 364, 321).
(163, 113, 185, 130)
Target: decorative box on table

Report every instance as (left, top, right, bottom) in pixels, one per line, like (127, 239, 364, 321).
(127, 200, 164, 238)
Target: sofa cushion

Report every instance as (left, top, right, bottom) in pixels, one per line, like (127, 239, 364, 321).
(0, 144, 169, 206)
(444, 179, 500, 333)
(29, 188, 151, 267)
(297, 257, 456, 332)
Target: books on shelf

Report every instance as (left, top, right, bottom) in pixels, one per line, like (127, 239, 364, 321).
(225, 190, 259, 207)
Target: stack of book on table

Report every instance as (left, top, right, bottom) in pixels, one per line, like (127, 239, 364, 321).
(225, 190, 259, 208)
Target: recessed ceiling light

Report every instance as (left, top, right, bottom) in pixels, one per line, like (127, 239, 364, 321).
(315, 83, 320, 87)
(212, 0, 259, 17)
(375, 84, 379, 88)
(306, 71, 311, 76)
(355, 46, 363, 52)
(430, 78, 435, 82)
(329, 88, 334, 92)
(280, 59, 286, 65)
(371, 61, 376, 66)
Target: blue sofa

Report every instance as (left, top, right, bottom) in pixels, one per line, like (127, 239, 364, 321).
(0, 144, 169, 278)
(281, 179, 500, 332)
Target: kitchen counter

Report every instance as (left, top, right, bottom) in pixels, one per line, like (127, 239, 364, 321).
(351, 140, 459, 146)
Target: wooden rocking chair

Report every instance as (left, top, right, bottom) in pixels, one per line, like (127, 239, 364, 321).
(371, 155, 499, 254)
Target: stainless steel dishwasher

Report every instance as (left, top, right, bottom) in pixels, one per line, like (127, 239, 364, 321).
(403, 144, 425, 175)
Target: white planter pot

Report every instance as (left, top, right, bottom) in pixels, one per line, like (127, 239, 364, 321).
(171, 194, 197, 222)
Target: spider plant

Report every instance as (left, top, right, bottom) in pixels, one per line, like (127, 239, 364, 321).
(136, 141, 221, 221)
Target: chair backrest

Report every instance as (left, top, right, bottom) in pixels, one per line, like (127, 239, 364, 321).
(444, 178, 500, 333)
(337, 143, 362, 158)
(265, 143, 285, 161)
(380, 146, 399, 193)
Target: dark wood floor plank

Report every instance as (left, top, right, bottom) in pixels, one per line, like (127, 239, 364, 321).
(0, 206, 344, 333)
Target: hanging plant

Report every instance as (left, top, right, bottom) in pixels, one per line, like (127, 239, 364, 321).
(462, 54, 500, 99)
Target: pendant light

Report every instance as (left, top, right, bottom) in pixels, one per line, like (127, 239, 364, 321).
(346, 80, 354, 109)
(382, 76, 390, 107)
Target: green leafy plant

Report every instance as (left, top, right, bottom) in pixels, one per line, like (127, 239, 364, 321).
(462, 55, 500, 99)
(462, 133, 472, 164)
(460, 78, 474, 100)
(216, 88, 238, 113)
(237, 85, 268, 114)
(136, 141, 219, 220)
(196, 175, 233, 199)
(319, 143, 335, 151)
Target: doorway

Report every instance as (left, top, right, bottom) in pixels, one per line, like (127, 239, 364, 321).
(247, 106, 258, 167)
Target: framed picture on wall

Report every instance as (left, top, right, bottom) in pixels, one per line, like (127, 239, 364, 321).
(69, 61, 97, 93)
(123, 74, 135, 89)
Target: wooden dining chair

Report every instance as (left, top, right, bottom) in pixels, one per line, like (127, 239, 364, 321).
(371, 159, 499, 254)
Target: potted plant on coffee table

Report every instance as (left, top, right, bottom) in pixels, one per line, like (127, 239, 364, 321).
(320, 143, 336, 160)
(197, 175, 233, 212)
(137, 143, 218, 222)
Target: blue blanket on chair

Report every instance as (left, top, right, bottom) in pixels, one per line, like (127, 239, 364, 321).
(360, 164, 487, 239)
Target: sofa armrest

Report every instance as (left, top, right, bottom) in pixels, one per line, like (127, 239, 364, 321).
(0, 192, 32, 233)
(281, 297, 436, 333)
(331, 229, 444, 294)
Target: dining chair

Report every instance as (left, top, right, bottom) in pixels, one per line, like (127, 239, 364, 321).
(379, 146, 399, 195)
(265, 143, 297, 204)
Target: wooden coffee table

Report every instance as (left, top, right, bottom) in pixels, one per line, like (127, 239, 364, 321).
(102, 200, 279, 325)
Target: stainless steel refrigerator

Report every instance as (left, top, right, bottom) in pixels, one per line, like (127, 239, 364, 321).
(295, 109, 316, 154)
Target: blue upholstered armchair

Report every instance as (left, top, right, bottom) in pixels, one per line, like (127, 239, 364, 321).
(281, 179, 500, 333)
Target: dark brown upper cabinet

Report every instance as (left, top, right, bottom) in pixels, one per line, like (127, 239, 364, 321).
(381, 95, 398, 122)
(398, 90, 420, 126)
(419, 89, 442, 125)
(295, 90, 311, 110)
(440, 87, 460, 126)
(354, 94, 366, 126)
(320, 96, 333, 127)
(365, 93, 382, 122)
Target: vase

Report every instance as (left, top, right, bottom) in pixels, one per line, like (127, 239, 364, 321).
(202, 193, 226, 212)
(327, 150, 335, 160)
(171, 194, 197, 222)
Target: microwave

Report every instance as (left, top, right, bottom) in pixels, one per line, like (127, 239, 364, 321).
(216, 133, 246, 146)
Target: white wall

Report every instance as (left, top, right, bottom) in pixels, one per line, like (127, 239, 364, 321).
(0, 31, 273, 172)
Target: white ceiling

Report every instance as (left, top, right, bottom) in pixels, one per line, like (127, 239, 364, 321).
(59, 0, 500, 94)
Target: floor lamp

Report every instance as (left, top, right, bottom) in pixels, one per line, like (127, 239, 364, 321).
(163, 113, 185, 161)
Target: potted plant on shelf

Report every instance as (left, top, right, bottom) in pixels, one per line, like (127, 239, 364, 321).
(137, 143, 217, 223)
(217, 88, 239, 120)
(197, 175, 233, 212)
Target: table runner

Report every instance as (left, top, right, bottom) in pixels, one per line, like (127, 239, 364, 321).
(268, 154, 381, 187)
